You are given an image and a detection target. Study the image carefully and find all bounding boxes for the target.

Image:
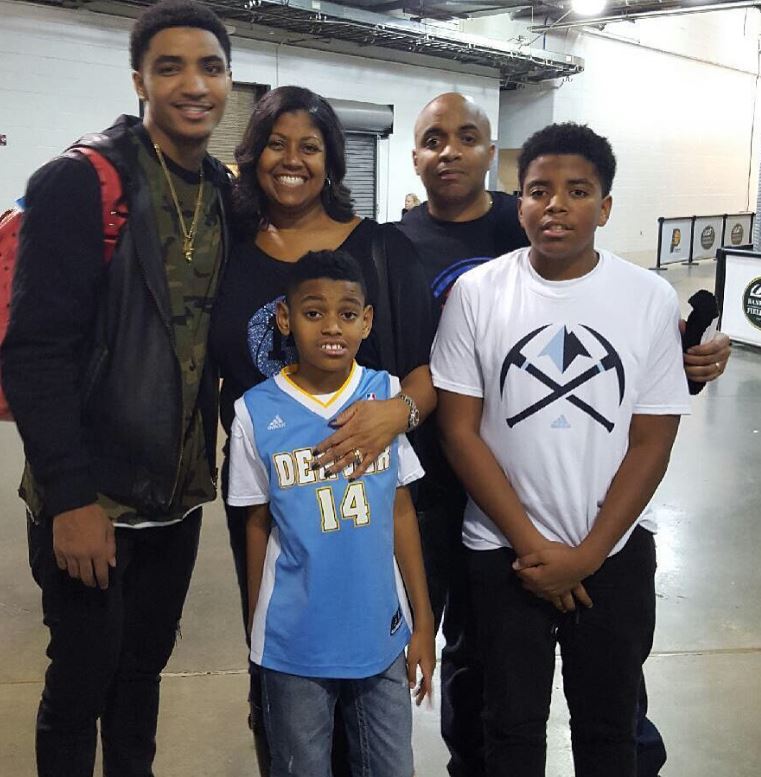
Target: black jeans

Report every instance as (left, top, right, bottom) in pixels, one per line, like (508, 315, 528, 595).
(225, 502, 272, 774)
(636, 680, 667, 776)
(420, 490, 665, 777)
(27, 509, 201, 777)
(468, 526, 657, 777)
(418, 492, 485, 777)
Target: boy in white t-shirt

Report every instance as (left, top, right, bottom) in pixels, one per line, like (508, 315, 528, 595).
(227, 250, 434, 777)
(430, 123, 690, 777)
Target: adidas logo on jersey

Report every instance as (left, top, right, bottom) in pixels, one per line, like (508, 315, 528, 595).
(551, 415, 571, 429)
(267, 415, 286, 431)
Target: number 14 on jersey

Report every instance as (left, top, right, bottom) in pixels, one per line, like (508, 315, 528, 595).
(316, 482, 371, 532)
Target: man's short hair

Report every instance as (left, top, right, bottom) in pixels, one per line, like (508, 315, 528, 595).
(518, 123, 617, 197)
(130, 0, 232, 71)
(286, 250, 367, 303)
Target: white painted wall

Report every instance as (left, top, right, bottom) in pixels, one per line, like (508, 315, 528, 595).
(466, 9, 761, 266)
(0, 0, 500, 222)
(0, 5, 136, 209)
(5, 0, 756, 261)
(550, 24, 760, 266)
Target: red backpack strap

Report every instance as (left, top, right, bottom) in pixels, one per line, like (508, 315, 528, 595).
(0, 151, 127, 422)
(0, 208, 25, 420)
(73, 147, 128, 264)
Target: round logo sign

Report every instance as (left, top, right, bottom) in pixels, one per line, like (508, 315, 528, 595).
(731, 223, 744, 246)
(700, 225, 715, 251)
(743, 276, 761, 330)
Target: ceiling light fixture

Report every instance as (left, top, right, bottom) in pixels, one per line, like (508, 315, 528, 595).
(571, 0, 607, 15)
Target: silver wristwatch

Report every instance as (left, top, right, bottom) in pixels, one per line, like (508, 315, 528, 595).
(397, 392, 420, 432)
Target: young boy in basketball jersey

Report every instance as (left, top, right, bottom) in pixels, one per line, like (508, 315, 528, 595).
(227, 250, 435, 777)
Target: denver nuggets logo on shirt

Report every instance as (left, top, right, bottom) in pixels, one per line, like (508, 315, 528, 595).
(247, 296, 297, 378)
(432, 256, 492, 308)
(499, 324, 625, 433)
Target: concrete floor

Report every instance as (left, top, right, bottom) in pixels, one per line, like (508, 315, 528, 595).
(1, 260, 760, 776)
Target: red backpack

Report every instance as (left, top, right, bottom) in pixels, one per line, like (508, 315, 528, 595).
(0, 147, 128, 421)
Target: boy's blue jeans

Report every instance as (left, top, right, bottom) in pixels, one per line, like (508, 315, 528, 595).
(467, 526, 657, 777)
(260, 652, 413, 777)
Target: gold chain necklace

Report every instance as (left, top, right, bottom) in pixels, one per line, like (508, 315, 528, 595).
(153, 143, 205, 262)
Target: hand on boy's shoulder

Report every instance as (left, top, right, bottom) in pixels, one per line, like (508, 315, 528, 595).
(312, 397, 408, 479)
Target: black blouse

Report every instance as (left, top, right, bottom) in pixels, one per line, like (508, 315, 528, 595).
(209, 218, 433, 436)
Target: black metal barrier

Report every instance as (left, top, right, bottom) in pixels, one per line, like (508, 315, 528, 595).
(652, 212, 755, 271)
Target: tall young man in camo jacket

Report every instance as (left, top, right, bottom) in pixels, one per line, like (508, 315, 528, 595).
(1, 2, 232, 774)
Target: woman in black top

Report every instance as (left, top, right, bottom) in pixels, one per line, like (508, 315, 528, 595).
(208, 86, 435, 775)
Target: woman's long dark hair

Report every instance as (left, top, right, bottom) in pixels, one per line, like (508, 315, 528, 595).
(233, 86, 355, 236)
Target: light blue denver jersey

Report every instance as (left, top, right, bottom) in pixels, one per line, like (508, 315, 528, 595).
(227, 363, 424, 679)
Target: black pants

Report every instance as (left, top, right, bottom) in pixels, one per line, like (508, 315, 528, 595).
(27, 509, 201, 777)
(421, 491, 666, 777)
(636, 681, 667, 777)
(226, 502, 272, 772)
(418, 492, 486, 777)
(468, 527, 657, 777)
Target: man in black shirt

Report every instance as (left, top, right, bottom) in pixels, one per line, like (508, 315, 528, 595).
(399, 93, 527, 314)
(397, 92, 528, 777)
(1, 3, 232, 775)
(397, 92, 730, 777)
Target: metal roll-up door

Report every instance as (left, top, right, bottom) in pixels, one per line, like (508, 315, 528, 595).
(208, 82, 268, 167)
(344, 133, 378, 219)
(329, 99, 392, 222)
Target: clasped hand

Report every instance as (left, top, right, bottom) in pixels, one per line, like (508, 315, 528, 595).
(513, 542, 597, 613)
